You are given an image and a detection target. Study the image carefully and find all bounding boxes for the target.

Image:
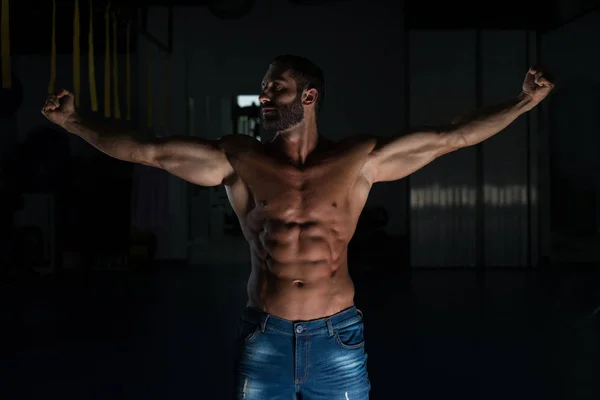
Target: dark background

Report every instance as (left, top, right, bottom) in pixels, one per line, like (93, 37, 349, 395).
(1, 0, 600, 399)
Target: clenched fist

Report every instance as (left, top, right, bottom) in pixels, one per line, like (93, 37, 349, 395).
(41, 89, 78, 127)
(522, 66, 555, 105)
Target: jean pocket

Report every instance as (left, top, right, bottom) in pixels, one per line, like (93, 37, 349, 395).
(238, 319, 261, 343)
(334, 322, 365, 350)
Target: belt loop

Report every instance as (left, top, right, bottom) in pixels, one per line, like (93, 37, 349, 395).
(357, 309, 363, 319)
(326, 318, 334, 337)
(261, 315, 269, 333)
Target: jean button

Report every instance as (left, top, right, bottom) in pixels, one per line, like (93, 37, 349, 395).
(295, 325, 303, 334)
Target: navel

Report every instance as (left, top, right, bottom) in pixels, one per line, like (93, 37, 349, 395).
(293, 280, 305, 288)
(332, 202, 337, 208)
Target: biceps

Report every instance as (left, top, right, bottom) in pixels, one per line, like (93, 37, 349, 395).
(148, 137, 234, 186)
(369, 131, 462, 182)
(373, 151, 437, 182)
(161, 154, 232, 186)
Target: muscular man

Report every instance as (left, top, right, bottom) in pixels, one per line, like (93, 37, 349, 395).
(42, 55, 554, 399)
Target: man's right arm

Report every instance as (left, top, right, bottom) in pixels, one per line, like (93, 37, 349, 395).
(63, 116, 235, 187)
(42, 89, 236, 187)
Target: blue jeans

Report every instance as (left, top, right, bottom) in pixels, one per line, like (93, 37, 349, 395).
(233, 306, 371, 399)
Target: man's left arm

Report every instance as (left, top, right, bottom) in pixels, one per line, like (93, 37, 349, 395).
(364, 67, 554, 183)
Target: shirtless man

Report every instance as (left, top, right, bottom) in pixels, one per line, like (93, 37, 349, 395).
(42, 54, 554, 399)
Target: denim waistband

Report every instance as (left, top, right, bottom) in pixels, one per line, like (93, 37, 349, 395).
(241, 306, 363, 337)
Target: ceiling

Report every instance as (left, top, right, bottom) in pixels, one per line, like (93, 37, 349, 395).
(404, 0, 600, 32)
(4, 0, 599, 55)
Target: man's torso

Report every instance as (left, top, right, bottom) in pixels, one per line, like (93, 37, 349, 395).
(221, 134, 377, 321)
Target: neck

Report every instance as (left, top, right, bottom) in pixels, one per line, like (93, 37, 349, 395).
(270, 114, 319, 165)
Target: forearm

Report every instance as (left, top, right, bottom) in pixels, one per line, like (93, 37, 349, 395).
(62, 115, 151, 164)
(450, 93, 535, 147)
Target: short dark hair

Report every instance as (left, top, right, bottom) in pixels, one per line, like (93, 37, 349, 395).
(271, 54, 325, 112)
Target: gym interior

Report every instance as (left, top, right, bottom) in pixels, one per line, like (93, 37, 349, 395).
(1, 1, 599, 399)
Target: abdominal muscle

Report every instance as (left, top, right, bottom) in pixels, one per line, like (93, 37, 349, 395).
(244, 220, 356, 321)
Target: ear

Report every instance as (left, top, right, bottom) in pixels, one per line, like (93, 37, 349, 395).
(302, 88, 319, 107)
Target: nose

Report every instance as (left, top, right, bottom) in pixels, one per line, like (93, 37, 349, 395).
(259, 91, 270, 105)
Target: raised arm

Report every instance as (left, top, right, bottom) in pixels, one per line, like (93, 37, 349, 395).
(42, 89, 235, 187)
(365, 66, 554, 183)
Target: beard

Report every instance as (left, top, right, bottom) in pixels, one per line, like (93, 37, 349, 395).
(261, 95, 304, 132)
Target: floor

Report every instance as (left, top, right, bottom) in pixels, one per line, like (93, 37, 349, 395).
(1, 263, 599, 399)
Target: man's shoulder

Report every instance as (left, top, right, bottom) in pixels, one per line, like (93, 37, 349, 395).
(218, 134, 263, 154)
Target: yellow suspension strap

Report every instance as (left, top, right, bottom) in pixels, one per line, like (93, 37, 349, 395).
(112, 10, 120, 119)
(103, 2, 111, 118)
(48, 0, 57, 93)
(1, 0, 11, 89)
(146, 40, 152, 128)
(166, 55, 172, 132)
(88, 0, 98, 111)
(159, 56, 165, 130)
(125, 19, 131, 121)
(73, 0, 81, 107)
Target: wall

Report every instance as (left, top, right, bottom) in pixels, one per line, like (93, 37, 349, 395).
(408, 30, 541, 267)
(4, 0, 407, 264)
(11, 1, 586, 266)
(142, 0, 407, 262)
(145, 1, 573, 266)
(5, 8, 185, 262)
(407, 10, 600, 267)
(542, 9, 600, 264)
(137, 7, 190, 260)
(6, 50, 143, 265)
(12, 53, 139, 154)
